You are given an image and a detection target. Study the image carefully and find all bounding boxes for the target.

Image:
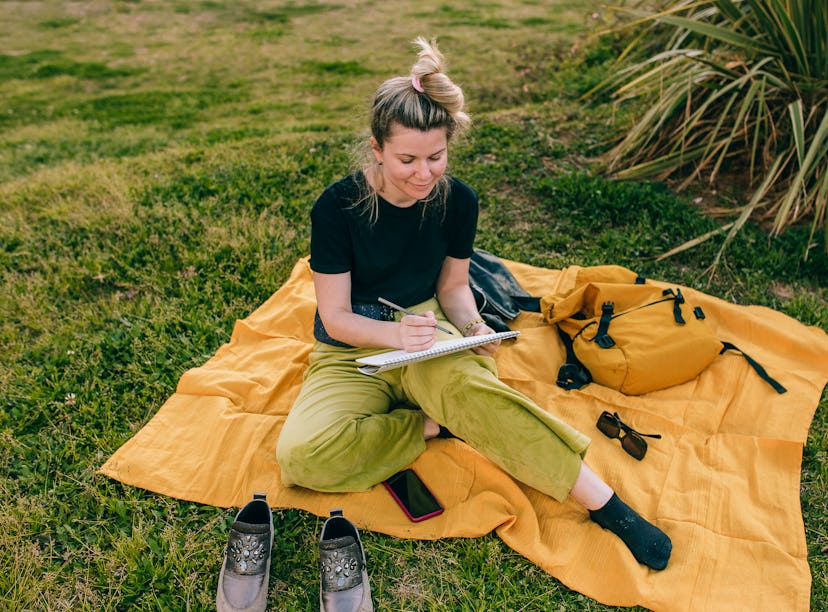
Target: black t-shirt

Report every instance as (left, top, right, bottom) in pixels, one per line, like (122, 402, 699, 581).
(310, 172, 478, 307)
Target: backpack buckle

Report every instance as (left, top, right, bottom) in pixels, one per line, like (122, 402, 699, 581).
(594, 302, 616, 348)
(595, 334, 616, 349)
(673, 288, 686, 324)
(557, 363, 592, 390)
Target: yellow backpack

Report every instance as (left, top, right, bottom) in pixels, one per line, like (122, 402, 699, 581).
(538, 266, 786, 395)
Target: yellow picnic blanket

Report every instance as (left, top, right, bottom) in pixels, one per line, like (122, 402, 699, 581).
(99, 257, 828, 611)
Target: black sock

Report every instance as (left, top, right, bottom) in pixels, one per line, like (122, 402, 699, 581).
(589, 493, 672, 571)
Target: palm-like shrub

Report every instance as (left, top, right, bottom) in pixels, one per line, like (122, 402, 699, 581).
(592, 0, 828, 265)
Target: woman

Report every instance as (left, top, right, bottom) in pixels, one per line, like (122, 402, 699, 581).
(277, 37, 671, 573)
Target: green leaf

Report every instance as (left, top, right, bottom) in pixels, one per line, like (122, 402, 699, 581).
(656, 15, 774, 55)
(788, 99, 806, 167)
(774, 108, 828, 233)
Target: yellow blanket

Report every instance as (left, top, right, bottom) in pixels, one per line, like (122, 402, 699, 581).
(99, 257, 828, 611)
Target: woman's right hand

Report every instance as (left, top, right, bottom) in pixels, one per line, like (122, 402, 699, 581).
(398, 311, 438, 352)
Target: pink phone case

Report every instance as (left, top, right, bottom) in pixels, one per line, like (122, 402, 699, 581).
(382, 469, 444, 522)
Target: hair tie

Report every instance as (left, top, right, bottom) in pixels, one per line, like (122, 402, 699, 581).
(411, 76, 424, 93)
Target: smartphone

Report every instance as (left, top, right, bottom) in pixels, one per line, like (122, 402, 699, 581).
(382, 468, 444, 522)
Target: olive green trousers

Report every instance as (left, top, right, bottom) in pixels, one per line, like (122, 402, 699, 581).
(277, 301, 590, 502)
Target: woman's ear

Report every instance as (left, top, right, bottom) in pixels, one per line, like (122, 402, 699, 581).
(370, 137, 383, 164)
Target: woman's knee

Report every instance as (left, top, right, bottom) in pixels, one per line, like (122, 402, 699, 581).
(276, 426, 368, 492)
(277, 433, 328, 487)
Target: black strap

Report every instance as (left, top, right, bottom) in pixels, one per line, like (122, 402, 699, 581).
(513, 295, 541, 312)
(555, 326, 592, 390)
(673, 289, 686, 324)
(594, 302, 616, 348)
(721, 342, 787, 394)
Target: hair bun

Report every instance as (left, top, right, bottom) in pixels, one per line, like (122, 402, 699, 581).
(409, 37, 469, 131)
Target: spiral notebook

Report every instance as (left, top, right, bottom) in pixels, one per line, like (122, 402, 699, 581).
(356, 331, 520, 374)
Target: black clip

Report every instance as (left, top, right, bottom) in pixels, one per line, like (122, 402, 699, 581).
(596, 335, 616, 349)
(594, 302, 616, 348)
(557, 364, 592, 390)
(672, 288, 686, 324)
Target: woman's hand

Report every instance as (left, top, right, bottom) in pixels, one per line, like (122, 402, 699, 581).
(468, 321, 500, 357)
(398, 310, 438, 352)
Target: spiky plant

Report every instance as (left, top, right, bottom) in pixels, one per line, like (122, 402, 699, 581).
(591, 0, 828, 268)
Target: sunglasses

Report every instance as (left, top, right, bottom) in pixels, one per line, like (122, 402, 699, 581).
(596, 411, 662, 460)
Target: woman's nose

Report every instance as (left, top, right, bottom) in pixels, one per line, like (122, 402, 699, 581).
(413, 161, 430, 178)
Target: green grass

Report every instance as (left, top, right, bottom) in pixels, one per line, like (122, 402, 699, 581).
(1, 1, 826, 609)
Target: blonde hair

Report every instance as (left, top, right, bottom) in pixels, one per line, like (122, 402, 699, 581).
(356, 37, 470, 221)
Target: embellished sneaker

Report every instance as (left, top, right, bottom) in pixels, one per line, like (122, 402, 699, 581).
(319, 509, 373, 612)
(217, 493, 273, 612)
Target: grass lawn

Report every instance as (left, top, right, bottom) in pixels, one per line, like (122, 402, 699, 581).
(1, 1, 826, 609)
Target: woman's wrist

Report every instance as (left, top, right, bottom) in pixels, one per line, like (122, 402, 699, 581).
(461, 316, 485, 337)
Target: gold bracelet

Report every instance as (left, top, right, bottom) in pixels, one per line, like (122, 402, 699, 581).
(461, 317, 485, 337)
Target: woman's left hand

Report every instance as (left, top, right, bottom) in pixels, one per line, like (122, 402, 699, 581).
(468, 321, 500, 357)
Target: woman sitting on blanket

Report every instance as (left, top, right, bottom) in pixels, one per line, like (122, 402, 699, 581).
(277, 37, 671, 572)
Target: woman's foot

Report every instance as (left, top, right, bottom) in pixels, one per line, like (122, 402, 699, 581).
(589, 493, 672, 571)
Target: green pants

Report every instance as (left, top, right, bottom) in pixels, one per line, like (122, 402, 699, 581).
(277, 302, 590, 502)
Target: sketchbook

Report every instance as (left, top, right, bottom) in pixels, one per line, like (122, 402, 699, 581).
(355, 331, 520, 374)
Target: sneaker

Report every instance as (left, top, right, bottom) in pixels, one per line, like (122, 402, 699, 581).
(217, 493, 273, 612)
(319, 509, 373, 612)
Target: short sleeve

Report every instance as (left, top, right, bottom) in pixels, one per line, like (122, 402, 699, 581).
(445, 178, 479, 259)
(309, 186, 352, 274)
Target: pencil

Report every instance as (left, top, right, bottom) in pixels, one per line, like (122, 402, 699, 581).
(377, 297, 456, 335)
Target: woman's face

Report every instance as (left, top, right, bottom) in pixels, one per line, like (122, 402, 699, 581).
(371, 124, 448, 207)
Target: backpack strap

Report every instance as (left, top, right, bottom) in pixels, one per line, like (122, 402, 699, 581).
(594, 302, 616, 348)
(662, 288, 687, 324)
(517, 294, 593, 389)
(513, 295, 541, 312)
(673, 289, 686, 324)
(720, 342, 787, 394)
(555, 326, 593, 390)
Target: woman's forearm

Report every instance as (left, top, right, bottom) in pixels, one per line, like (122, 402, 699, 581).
(437, 284, 482, 333)
(322, 311, 407, 349)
